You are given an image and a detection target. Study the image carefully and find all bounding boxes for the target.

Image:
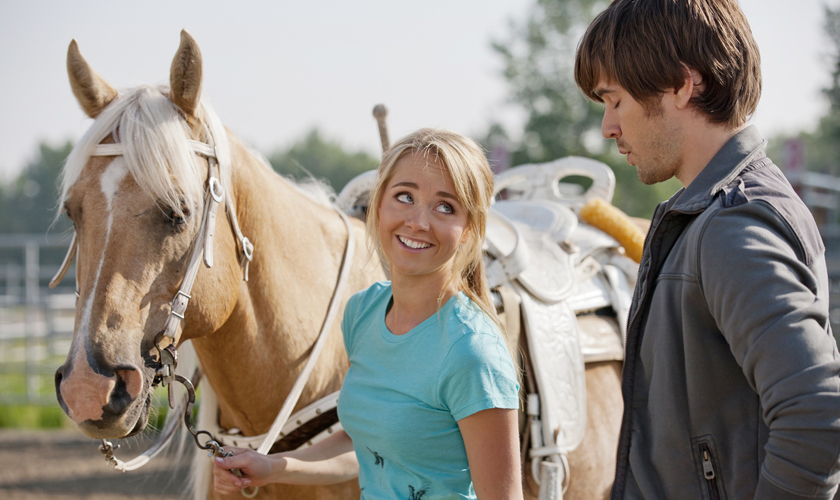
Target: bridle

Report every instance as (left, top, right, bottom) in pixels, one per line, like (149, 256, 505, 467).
(51, 114, 356, 496)
(52, 123, 253, 386)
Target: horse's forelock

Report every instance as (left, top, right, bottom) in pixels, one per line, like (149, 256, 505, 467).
(58, 85, 233, 220)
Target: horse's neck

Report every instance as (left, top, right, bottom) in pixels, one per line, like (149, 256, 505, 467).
(193, 134, 352, 435)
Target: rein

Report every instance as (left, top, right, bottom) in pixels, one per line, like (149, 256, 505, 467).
(50, 122, 357, 495)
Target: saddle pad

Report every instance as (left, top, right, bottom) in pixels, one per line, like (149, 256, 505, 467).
(517, 283, 587, 454)
(576, 314, 624, 363)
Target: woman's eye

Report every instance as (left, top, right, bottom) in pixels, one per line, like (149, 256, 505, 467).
(396, 193, 413, 204)
(435, 203, 453, 214)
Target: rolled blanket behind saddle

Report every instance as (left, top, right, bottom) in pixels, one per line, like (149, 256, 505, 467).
(579, 197, 645, 263)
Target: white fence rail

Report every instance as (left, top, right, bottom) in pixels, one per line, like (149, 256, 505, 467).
(0, 234, 76, 405)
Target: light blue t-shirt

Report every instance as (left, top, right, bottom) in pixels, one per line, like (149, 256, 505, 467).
(337, 281, 520, 500)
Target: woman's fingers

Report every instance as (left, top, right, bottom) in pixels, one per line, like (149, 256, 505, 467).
(213, 455, 253, 492)
(216, 455, 247, 473)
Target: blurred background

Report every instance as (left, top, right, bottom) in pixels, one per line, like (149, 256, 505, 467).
(1, 0, 839, 497)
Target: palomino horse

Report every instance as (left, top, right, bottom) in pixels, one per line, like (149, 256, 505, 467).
(53, 31, 384, 499)
(54, 32, 623, 499)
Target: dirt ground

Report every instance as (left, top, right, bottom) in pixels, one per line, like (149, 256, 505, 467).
(0, 428, 192, 499)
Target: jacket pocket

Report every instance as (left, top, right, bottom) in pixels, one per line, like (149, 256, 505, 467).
(691, 435, 727, 500)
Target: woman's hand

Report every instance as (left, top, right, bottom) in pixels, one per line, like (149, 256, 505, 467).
(211, 431, 358, 494)
(213, 447, 283, 495)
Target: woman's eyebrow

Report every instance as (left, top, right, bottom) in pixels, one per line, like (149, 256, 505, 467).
(391, 181, 458, 201)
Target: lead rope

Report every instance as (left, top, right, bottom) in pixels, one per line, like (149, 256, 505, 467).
(228, 208, 355, 497)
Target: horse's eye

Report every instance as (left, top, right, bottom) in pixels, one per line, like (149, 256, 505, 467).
(64, 202, 79, 220)
(166, 207, 191, 229)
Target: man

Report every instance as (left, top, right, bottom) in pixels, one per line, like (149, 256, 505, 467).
(574, 1, 840, 499)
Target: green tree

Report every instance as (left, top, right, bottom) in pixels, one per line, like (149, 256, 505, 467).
(767, 6, 840, 185)
(267, 129, 379, 194)
(800, 5, 840, 177)
(0, 141, 73, 234)
(489, 0, 681, 218)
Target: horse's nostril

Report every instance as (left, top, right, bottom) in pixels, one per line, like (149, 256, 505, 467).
(103, 367, 142, 416)
(54, 365, 68, 412)
(114, 366, 143, 400)
(105, 375, 132, 415)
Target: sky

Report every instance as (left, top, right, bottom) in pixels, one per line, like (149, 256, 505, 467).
(0, 0, 837, 181)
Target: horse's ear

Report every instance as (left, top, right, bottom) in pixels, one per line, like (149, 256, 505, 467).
(67, 40, 118, 119)
(169, 30, 203, 118)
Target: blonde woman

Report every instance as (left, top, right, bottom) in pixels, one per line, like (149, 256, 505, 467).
(214, 129, 522, 499)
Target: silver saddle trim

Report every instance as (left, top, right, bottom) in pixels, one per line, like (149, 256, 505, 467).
(211, 391, 342, 451)
(517, 282, 587, 454)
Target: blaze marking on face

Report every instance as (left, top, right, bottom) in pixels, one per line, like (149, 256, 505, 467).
(100, 157, 128, 211)
(61, 158, 129, 423)
(77, 158, 127, 341)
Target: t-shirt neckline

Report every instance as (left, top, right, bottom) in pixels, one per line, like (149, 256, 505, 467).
(380, 287, 465, 343)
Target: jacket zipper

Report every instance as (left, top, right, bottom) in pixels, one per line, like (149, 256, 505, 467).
(699, 443, 721, 500)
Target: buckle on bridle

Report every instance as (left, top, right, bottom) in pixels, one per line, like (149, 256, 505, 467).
(152, 332, 178, 388)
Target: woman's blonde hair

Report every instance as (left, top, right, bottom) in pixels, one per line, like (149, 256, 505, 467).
(366, 128, 499, 330)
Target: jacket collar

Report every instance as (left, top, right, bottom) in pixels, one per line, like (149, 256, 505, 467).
(665, 125, 767, 214)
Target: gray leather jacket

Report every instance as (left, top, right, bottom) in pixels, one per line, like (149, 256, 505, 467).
(611, 126, 840, 500)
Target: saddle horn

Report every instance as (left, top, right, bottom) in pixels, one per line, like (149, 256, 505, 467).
(372, 104, 389, 154)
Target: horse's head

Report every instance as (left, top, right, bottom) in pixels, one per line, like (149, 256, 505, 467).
(54, 31, 243, 439)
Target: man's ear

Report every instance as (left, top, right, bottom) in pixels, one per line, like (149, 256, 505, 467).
(675, 63, 705, 110)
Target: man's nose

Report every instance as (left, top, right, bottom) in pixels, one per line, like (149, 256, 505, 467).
(601, 109, 621, 139)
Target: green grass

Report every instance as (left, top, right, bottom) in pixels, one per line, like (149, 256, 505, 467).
(0, 372, 180, 429)
(0, 404, 68, 428)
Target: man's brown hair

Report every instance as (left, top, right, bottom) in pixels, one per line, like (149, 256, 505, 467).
(574, 0, 762, 128)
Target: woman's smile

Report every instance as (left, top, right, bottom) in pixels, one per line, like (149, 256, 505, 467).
(397, 235, 432, 250)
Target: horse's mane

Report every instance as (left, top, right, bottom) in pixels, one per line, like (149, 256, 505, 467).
(58, 85, 233, 219)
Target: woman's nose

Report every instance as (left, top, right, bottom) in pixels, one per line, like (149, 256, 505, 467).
(405, 207, 430, 230)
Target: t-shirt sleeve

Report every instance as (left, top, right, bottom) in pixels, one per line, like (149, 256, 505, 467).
(341, 292, 361, 357)
(437, 332, 520, 421)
